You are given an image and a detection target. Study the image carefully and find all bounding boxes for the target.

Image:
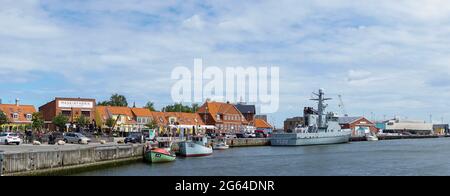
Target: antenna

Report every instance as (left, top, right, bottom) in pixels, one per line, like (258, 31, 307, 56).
(337, 95, 348, 117)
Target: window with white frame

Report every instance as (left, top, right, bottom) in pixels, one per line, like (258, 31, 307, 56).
(26, 114, 32, 120)
(12, 113, 18, 119)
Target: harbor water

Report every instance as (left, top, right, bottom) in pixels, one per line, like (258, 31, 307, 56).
(75, 138, 450, 176)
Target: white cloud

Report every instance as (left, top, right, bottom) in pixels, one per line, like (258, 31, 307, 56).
(2, 0, 450, 126)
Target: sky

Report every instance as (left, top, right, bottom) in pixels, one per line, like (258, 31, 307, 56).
(1, 0, 450, 127)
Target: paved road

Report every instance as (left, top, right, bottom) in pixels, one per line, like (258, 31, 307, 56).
(0, 142, 142, 154)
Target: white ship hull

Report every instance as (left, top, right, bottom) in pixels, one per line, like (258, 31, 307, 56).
(179, 141, 213, 157)
(366, 135, 379, 141)
(271, 131, 351, 146)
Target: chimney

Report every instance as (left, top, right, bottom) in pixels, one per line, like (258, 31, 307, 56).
(15, 98, 20, 106)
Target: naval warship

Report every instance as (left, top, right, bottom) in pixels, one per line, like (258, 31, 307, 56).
(271, 89, 351, 146)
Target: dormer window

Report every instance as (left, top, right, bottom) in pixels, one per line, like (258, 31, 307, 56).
(217, 114, 221, 121)
(26, 114, 32, 120)
(12, 113, 18, 119)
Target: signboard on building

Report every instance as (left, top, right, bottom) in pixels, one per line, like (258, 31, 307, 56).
(58, 100, 93, 109)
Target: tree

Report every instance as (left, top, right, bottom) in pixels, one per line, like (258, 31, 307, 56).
(31, 112, 44, 132)
(76, 115, 89, 129)
(97, 94, 128, 107)
(94, 109, 104, 129)
(97, 101, 110, 106)
(191, 103, 199, 113)
(105, 117, 115, 132)
(162, 103, 198, 113)
(0, 111, 9, 126)
(109, 94, 128, 106)
(144, 101, 156, 111)
(145, 119, 158, 130)
(52, 114, 69, 132)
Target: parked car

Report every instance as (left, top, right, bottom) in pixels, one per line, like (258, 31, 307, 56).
(0, 132, 22, 145)
(235, 133, 245, 138)
(63, 132, 91, 144)
(225, 134, 237, 139)
(255, 130, 268, 138)
(125, 133, 143, 144)
(244, 132, 256, 138)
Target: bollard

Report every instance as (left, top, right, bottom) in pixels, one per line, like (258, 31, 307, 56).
(0, 150, 3, 176)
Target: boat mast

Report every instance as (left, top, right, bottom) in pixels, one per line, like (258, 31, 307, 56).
(310, 89, 331, 128)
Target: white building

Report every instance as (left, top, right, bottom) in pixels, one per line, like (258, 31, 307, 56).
(384, 119, 433, 135)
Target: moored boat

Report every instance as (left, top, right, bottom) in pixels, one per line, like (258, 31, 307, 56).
(178, 136, 213, 157)
(365, 132, 379, 141)
(271, 89, 352, 146)
(144, 148, 176, 163)
(213, 138, 229, 150)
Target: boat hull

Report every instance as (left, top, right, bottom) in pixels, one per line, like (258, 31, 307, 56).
(271, 131, 351, 146)
(179, 141, 213, 157)
(144, 150, 176, 163)
(213, 145, 230, 150)
(366, 136, 379, 141)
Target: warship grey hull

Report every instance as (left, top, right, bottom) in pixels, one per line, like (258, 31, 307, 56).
(271, 131, 351, 146)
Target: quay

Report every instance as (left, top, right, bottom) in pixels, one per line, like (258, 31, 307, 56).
(350, 135, 441, 142)
(225, 138, 270, 147)
(0, 143, 144, 176)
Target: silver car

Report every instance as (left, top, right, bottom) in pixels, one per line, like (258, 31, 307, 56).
(63, 132, 91, 144)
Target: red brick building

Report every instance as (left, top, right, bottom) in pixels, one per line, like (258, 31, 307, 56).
(39, 98, 96, 131)
(197, 101, 248, 134)
(338, 116, 378, 137)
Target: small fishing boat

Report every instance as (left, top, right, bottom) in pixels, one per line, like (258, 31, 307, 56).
(144, 140, 176, 163)
(178, 136, 213, 157)
(213, 138, 229, 150)
(144, 148, 176, 163)
(365, 132, 379, 141)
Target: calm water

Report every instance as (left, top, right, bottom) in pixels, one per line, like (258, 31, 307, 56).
(75, 138, 450, 176)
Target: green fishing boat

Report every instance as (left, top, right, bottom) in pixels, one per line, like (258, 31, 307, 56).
(144, 148, 176, 163)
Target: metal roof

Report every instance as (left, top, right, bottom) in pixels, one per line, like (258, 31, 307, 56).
(338, 117, 362, 124)
(234, 104, 256, 114)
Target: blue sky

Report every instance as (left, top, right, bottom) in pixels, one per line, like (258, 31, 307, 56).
(1, 0, 450, 127)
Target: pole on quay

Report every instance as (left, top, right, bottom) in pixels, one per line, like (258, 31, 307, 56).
(0, 150, 4, 176)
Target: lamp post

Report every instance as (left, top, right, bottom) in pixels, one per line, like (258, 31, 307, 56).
(0, 150, 4, 176)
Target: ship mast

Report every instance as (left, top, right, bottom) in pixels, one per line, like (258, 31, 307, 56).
(310, 89, 331, 128)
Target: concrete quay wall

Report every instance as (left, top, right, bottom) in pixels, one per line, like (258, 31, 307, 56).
(1, 144, 144, 176)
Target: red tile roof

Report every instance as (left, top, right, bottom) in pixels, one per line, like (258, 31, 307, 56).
(197, 101, 247, 124)
(0, 104, 36, 123)
(254, 119, 272, 129)
(131, 108, 204, 126)
(96, 106, 136, 124)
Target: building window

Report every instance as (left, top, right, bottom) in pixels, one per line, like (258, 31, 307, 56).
(12, 113, 18, 119)
(26, 114, 32, 120)
(62, 111, 71, 116)
(81, 111, 90, 117)
(217, 114, 221, 121)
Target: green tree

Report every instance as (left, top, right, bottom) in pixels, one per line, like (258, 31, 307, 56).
(162, 103, 198, 113)
(31, 112, 44, 131)
(52, 114, 69, 132)
(0, 111, 9, 126)
(109, 94, 128, 106)
(144, 101, 156, 111)
(97, 101, 110, 106)
(97, 94, 128, 107)
(76, 115, 89, 129)
(105, 117, 115, 132)
(145, 119, 158, 130)
(191, 103, 199, 113)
